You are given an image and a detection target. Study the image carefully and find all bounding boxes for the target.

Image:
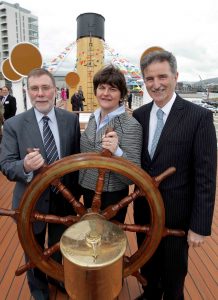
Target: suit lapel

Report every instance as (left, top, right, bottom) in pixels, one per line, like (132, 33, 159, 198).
(143, 103, 153, 161)
(55, 108, 66, 157)
(85, 114, 98, 146)
(24, 108, 46, 156)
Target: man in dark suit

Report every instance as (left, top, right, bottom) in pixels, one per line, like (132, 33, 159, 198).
(0, 68, 80, 300)
(133, 50, 217, 300)
(1, 86, 17, 120)
(71, 90, 80, 112)
(127, 90, 133, 109)
(78, 85, 85, 111)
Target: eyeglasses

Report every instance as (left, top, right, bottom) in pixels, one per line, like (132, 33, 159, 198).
(28, 85, 54, 93)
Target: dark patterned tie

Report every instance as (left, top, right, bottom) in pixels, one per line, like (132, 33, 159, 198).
(150, 109, 164, 159)
(42, 116, 59, 164)
(42, 116, 59, 192)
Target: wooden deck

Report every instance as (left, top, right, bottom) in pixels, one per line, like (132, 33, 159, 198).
(0, 171, 217, 300)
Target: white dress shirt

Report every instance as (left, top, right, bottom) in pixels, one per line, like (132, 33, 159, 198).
(2, 95, 7, 104)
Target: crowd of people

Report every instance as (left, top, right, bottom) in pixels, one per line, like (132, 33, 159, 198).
(0, 49, 217, 300)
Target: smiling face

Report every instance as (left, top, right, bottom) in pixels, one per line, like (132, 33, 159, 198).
(96, 83, 121, 115)
(27, 74, 57, 114)
(143, 60, 178, 107)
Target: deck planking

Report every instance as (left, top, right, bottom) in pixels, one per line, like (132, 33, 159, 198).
(0, 171, 217, 300)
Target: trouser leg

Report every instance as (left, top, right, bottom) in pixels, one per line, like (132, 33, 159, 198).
(137, 232, 164, 300)
(26, 227, 49, 293)
(162, 236, 188, 300)
(134, 197, 188, 300)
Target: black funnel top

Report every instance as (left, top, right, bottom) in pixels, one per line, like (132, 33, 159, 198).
(77, 13, 105, 40)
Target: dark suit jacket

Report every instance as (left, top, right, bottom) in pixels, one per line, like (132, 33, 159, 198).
(133, 95, 217, 235)
(3, 94, 17, 120)
(71, 94, 81, 111)
(0, 107, 80, 233)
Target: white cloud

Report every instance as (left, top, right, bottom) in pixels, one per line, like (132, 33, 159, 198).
(5, 0, 218, 81)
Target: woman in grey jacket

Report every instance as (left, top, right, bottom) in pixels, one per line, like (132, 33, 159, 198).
(79, 65, 142, 222)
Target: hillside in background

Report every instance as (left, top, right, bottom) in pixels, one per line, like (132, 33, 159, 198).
(181, 77, 218, 85)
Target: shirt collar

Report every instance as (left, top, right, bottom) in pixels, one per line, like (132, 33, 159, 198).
(94, 105, 125, 124)
(3, 95, 8, 102)
(34, 107, 56, 124)
(152, 92, 176, 117)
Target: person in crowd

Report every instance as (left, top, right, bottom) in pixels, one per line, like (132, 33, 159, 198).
(127, 90, 133, 109)
(0, 68, 80, 300)
(79, 64, 142, 222)
(66, 88, 69, 100)
(22, 87, 27, 110)
(71, 90, 80, 112)
(60, 87, 67, 109)
(1, 86, 17, 120)
(133, 50, 217, 300)
(60, 87, 67, 101)
(0, 97, 4, 143)
(78, 85, 85, 111)
(0, 87, 3, 100)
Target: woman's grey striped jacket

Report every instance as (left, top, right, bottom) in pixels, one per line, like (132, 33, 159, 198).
(79, 111, 143, 192)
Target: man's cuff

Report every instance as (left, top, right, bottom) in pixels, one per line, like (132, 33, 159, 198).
(114, 147, 123, 157)
(24, 171, 34, 183)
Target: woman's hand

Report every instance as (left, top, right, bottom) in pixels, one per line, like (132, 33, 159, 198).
(102, 131, 119, 154)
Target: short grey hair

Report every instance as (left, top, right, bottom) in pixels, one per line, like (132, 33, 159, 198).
(140, 50, 177, 77)
(27, 68, 56, 87)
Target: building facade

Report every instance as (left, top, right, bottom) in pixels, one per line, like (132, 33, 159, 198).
(0, 1, 38, 63)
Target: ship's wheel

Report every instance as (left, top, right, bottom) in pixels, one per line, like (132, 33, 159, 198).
(0, 151, 184, 285)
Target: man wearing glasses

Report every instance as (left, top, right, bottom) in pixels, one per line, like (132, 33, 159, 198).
(0, 68, 80, 299)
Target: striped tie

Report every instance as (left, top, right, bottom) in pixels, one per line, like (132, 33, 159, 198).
(42, 116, 59, 192)
(150, 109, 164, 159)
(42, 116, 59, 164)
